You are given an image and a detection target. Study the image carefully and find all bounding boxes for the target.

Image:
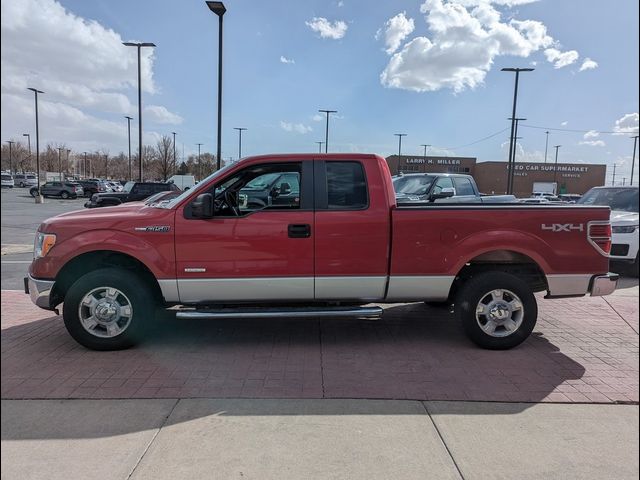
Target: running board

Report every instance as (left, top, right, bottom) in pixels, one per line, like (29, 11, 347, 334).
(175, 306, 383, 320)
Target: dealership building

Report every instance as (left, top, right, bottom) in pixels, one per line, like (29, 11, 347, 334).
(386, 155, 607, 197)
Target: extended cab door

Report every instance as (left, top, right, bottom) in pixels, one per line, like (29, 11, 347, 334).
(174, 160, 314, 303)
(313, 159, 391, 301)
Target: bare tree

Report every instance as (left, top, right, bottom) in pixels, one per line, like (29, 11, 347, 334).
(155, 135, 175, 181)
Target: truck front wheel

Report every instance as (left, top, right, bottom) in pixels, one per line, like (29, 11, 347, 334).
(455, 272, 537, 350)
(63, 268, 155, 350)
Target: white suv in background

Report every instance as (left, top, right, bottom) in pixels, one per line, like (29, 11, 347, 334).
(1, 172, 14, 188)
(578, 186, 639, 276)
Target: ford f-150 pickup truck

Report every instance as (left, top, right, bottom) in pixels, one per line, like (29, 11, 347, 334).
(25, 153, 618, 351)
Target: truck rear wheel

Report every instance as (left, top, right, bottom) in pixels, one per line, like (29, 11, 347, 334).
(63, 268, 155, 350)
(455, 272, 537, 350)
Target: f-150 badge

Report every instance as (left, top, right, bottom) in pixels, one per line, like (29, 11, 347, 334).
(134, 226, 171, 232)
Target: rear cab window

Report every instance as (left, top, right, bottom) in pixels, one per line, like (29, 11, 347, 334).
(325, 161, 368, 210)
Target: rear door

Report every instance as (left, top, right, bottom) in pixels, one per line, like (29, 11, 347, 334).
(313, 159, 390, 300)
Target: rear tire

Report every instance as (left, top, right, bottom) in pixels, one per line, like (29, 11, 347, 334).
(63, 268, 156, 350)
(455, 271, 537, 350)
(61, 191, 69, 199)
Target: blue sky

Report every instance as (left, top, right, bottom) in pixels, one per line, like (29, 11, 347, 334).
(1, 0, 639, 182)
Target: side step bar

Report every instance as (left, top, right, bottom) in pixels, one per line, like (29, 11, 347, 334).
(175, 306, 384, 320)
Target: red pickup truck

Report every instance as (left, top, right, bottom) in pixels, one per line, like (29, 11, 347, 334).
(26, 153, 618, 351)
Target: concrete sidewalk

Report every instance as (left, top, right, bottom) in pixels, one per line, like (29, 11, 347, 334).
(2, 398, 638, 480)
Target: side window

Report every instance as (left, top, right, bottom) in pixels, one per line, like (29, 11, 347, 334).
(326, 162, 368, 210)
(210, 163, 302, 217)
(134, 184, 153, 196)
(453, 177, 475, 196)
(432, 177, 455, 196)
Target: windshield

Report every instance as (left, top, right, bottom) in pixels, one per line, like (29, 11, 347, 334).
(244, 173, 280, 189)
(1, 175, 12, 180)
(123, 181, 135, 193)
(577, 188, 639, 212)
(160, 163, 237, 209)
(393, 175, 435, 195)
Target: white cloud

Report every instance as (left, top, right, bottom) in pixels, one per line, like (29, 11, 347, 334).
(454, 0, 540, 5)
(306, 17, 348, 40)
(612, 112, 639, 135)
(380, 0, 563, 92)
(579, 57, 598, 72)
(583, 130, 599, 139)
(337, 0, 345, 6)
(280, 121, 313, 134)
(144, 105, 183, 125)
(311, 114, 324, 122)
(561, 121, 568, 126)
(544, 48, 579, 69)
(376, 12, 415, 55)
(0, 0, 180, 152)
(579, 140, 606, 147)
(280, 56, 295, 64)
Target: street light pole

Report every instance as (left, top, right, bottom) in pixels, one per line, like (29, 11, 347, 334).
(612, 164, 617, 186)
(316, 141, 324, 153)
(206, 1, 226, 171)
(125, 116, 133, 181)
(420, 144, 431, 159)
(23, 134, 31, 171)
(104, 154, 108, 179)
(553, 145, 561, 185)
(543, 130, 549, 163)
(66, 149, 71, 178)
(57, 147, 63, 181)
(631, 135, 638, 186)
(508, 117, 526, 194)
(234, 127, 247, 159)
(27, 88, 44, 203)
(83, 152, 88, 178)
(6, 141, 14, 174)
(501, 67, 534, 194)
(394, 133, 407, 158)
(123, 41, 156, 181)
(172, 132, 177, 175)
(318, 109, 337, 153)
(196, 143, 203, 179)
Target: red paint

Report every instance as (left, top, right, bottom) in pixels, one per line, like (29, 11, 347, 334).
(30, 153, 611, 296)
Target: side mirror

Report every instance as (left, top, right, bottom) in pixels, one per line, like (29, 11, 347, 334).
(431, 187, 456, 200)
(191, 193, 214, 218)
(270, 186, 280, 198)
(280, 182, 291, 195)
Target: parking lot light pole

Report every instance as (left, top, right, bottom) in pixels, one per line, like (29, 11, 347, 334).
(501, 67, 534, 194)
(631, 135, 638, 186)
(125, 116, 133, 181)
(57, 147, 64, 181)
(27, 88, 44, 203)
(206, 1, 226, 171)
(104, 154, 108, 179)
(23, 133, 31, 161)
(122, 42, 156, 181)
(543, 130, 549, 163)
(196, 143, 204, 180)
(318, 110, 337, 153)
(6, 141, 15, 174)
(553, 145, 561, 184)
(316, 141, 324, 153)
(66, 149, 71, 177)
(420, 144, 431, 160)
(83, 152, 88, 178)
(172, 131, 177, 174)
(234, 127, 247, 159)
(394, 133, 407, 158)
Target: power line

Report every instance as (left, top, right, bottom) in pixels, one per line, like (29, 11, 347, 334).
(441, 127, 510, 151)
(520, 124, 639, 135)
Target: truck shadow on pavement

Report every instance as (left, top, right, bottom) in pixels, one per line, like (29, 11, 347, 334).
(1, 302, 590, 413)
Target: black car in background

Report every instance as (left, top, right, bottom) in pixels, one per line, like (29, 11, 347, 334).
(77, 179, 110, 197)
(30, 181, 83, 199)
(85, 181, 180, 208)
(237, 172, 300, 209)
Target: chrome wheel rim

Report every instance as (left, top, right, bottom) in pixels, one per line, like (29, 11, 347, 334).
(78, 287, 133, 338)
(475, 289, 524, 338)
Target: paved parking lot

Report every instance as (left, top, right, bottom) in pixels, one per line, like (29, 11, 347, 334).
(1, 186, 638, 404)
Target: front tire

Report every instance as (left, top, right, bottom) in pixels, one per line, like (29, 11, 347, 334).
(455, 272, 537, 350)
(63, 268, 156, 350)
(61, 191, 69, 199)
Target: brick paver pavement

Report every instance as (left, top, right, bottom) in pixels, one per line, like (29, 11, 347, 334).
(2, 290, 638, 403)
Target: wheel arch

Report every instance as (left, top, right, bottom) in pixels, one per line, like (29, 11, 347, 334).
(50, 250, 165, 308)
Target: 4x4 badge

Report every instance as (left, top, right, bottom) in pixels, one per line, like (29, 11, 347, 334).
(541, 223, 584, 232)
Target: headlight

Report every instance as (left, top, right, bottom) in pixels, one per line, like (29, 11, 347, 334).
(34, 232, 56, 258)
(612, 225, 638, 234)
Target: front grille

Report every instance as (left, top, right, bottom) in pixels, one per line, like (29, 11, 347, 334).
(610, 244, 630, 257)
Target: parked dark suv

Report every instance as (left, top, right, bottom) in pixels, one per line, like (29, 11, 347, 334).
(30, 181, 84, 199)
(77, 180, 109, 197)
(84, 181, 180, 208)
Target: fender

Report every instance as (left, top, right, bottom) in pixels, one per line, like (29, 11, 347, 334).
(31, 229, 175, 280)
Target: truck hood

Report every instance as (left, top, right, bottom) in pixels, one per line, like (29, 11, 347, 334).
(611, 210, 639, 226)
(39, 203, 170, 234)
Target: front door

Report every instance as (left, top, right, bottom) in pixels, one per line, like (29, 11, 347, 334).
(174, 160, 314, 303)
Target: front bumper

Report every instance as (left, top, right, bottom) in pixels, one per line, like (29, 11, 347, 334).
(24, 274, 55, 310)
(590, 273, 619, 297)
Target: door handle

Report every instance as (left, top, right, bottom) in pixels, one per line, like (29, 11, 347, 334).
(288, 224, 311, 238)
